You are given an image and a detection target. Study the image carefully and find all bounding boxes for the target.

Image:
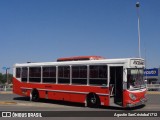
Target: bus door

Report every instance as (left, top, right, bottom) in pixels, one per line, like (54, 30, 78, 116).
(109, 66, 123, 106)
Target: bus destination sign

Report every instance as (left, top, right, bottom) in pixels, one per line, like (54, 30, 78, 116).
(130, 59, 144, 67)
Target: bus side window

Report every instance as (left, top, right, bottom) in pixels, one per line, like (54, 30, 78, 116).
(72, 66, 87, 85)
(43, 67, 56, 83)
(58, 66, 70, 84)
(29, 67, 41, 83)
(89, 65, 108, 86)
(22, 67, 28, 82)
(16, 68, 21, 78)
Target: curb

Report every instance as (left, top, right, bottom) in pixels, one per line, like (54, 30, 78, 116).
(0, 91, 13, 94)
(0, 101, 17, 105)
(147, 91, 160, 94)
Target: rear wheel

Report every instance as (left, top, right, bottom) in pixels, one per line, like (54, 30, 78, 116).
(86, 93, 100, 108)
(30, 89, 39, 102)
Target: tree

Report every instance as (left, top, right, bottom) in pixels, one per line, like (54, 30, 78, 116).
(0, 73, 13, 84)
(0, 73, 3, 84)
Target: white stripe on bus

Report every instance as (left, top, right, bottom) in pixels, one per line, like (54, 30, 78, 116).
(21, 87, 109, 96)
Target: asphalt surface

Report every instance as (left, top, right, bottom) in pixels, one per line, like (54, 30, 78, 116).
(0, 93, 160, 119)
(0, 93, 159, 111)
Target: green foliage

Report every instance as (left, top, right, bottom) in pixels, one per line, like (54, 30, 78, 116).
(0, 73, 13, 84)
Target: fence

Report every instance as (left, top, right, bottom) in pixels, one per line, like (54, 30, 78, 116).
(0, 84, 13, 91)
(147, 84, 160, 91)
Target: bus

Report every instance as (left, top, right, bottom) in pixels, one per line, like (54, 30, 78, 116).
(12, 56, 147, 108)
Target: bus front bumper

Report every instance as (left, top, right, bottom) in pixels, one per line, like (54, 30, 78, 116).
(126, 97, 147, 108)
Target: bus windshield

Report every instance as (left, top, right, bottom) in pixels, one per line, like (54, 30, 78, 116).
(127, 68, 145, 90)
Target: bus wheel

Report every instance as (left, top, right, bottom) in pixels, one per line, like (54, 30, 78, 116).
(86, 93, 100, 108)
(30, 89, 39, 102)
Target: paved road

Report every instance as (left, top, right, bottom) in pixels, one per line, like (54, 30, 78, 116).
(0, 93, 160, 111)
(0, 93, 160, 120)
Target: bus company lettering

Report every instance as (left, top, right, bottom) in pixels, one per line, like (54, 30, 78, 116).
(144, 70, 157, 75)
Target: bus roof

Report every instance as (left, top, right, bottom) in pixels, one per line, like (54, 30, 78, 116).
(14, 58, 144, 67)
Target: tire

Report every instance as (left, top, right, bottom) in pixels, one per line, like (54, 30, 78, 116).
(86, 93, 100, 108)
(30, 89, 39, 102)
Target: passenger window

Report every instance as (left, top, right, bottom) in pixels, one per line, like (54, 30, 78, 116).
(22, 67, 28, 82)
(72, 66, 87, 85)
(16, 68, 21, 78)
(29, 67, 41, 83)
(58, 66, 70, 84)
(89, 65, 107, 86)
(43, 67, 56, 83)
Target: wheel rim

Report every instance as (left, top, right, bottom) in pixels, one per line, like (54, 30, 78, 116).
(87, 93, 100, 107)
(91, 98, 96, 104)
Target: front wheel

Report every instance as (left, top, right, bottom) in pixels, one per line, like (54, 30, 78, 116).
(86, 93, 100, 108)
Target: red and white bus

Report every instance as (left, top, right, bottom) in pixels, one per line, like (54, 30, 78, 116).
(13, 56, 147, 108)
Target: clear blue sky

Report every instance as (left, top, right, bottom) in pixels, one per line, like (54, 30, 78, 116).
(0, 0, 160, 73)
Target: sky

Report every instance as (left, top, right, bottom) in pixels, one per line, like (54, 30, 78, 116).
(0, 0, 160, 73)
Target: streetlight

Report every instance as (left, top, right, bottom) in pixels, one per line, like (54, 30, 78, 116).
(2, 67, 10, 85)
(136, 2, 141, 58)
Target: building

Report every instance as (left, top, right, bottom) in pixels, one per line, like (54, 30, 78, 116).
(144, 68, 160, 84)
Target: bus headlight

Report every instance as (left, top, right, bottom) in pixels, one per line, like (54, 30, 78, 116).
(129, 93, 136, 101)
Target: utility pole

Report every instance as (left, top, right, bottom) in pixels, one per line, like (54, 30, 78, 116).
(136, 2, 141, 58)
